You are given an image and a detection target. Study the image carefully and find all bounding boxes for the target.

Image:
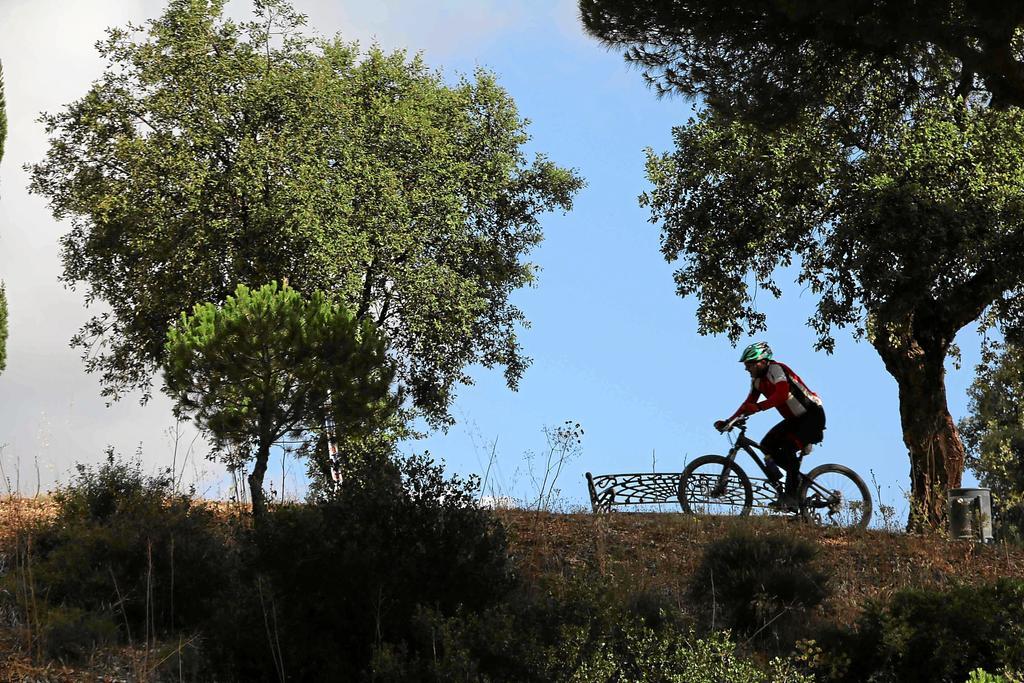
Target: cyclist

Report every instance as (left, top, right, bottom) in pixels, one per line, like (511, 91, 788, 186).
(714, 341, 826, 510)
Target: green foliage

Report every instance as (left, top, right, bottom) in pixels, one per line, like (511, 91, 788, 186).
(960, 341, 1024, 539)
(29, 0, 583, 421)
(815, 580, 1024, 683)
(374, 600, 810, 682)
(643, 100, 1024, 351)
(583, 0, 1024, 530)
(550, 621, 812, 683)
(688, 529, 829, 648)
(36, 605, 119, 664)
(967, 670, 1011, 683)
(579, 0, 1024, 122)
(203, 453, 514, 681)
(364, 571, 812, 683)
(412, 577, 627, 681)
(1, 450, 234, 646)
(163, 281, 400, 515)
(582, 624, 812, 683)
(51, 447, 176, 522)
(639, 56, 1024, 525)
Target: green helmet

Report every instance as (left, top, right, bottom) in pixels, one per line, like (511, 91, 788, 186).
(739, 341, 773, 363)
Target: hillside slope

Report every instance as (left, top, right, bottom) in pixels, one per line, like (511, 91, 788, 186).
(498, 509, 1024, 625)
(3, 498, 1024, 680)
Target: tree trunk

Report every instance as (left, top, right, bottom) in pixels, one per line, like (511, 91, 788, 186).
(248, 440, 271, 521)
(309, 433, 335, 484)
(871, 320, 965, 531)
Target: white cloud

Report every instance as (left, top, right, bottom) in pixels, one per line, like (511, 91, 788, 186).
(297, 0, 529, 58)
(0, 0, 205, 492)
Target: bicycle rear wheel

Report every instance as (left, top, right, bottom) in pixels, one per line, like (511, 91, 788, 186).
(799, 464, 872, 529)
(678, 455, 753, 516)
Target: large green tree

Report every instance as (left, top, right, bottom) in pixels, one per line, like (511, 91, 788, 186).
(642, 91, 1024, 528)
(579, 0, 1024, 125)
(959, 341, 1024, 537)
(580, 0, 1024, 529)
(164, 282, 399, 518)
(29, 0, 582, 424)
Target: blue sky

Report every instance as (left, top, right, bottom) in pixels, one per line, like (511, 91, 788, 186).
(0, 0, 982, 518)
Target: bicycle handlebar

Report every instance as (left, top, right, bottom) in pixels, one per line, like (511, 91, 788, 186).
(717, 415, 748, 433)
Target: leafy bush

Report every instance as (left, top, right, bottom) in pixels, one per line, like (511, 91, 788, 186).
(51, 448, 173, 522)
(37, 605, 119, 663)
(581, 622, 813, 683)
(204, 453, 515, 681)
(965, 670, 1015, 683)
(688, 529, 829, 648)
(373, 599, 811, 683)
(2, 450, 234, 652)
(362, 565, 815, 683)
(394, 577, 623, 681)
(815, 580, 1024, 682)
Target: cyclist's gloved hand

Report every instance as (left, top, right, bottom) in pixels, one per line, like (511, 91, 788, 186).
(738, 402, 759, 416)
(713, 419, 728, 432)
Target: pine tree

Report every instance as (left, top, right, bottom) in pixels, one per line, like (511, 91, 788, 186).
(163, 282, 400, 519)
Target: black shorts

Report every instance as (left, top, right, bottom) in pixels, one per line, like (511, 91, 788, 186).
(761, 404, 826, 454)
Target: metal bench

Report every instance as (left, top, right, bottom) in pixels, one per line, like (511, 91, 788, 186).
(586, 470, 781, 513)
(585, 471, 684, 513)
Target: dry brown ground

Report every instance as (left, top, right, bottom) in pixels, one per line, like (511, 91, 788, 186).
(3, 498, 1024, 680)
(496, 508, 1024, 625)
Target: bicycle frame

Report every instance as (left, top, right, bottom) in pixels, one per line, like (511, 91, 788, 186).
(715, 417, 850, 513)
(713, 418, 778, 496)
(682, 416, 872, 527)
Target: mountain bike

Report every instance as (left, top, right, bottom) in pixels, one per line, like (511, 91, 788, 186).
(676, 416, 872, 528)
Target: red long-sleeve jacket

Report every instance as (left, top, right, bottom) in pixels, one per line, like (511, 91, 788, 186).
(730, 361, 822, 420)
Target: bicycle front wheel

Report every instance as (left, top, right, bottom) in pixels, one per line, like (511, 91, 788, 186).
(800, 464, 872, 529)
(678, 455, 753, 517)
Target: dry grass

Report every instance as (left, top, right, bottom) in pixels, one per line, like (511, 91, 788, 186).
(0, 497, 58, 544)
(0, 496, 232, 682)
(496, 508, 1024, 625)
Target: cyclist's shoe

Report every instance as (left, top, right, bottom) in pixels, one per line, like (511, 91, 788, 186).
(768, 493, 799, 512)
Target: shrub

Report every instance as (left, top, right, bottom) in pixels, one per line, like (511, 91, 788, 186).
(381, 603, 812, 683)
(687, 529, 829, 649)
(627, 587, 685, 631)
(966, 670, 1010, 683)
(204, 453, 515, 682)
(2, 450, 234, 649)
(401, 577, 622, 681)
(816, 580, 1024, 683)
(362, 569, 816, 683)
(38, 605, 119, 663)
(50, 448, 172, 523)
(593, 623, 813, 683)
